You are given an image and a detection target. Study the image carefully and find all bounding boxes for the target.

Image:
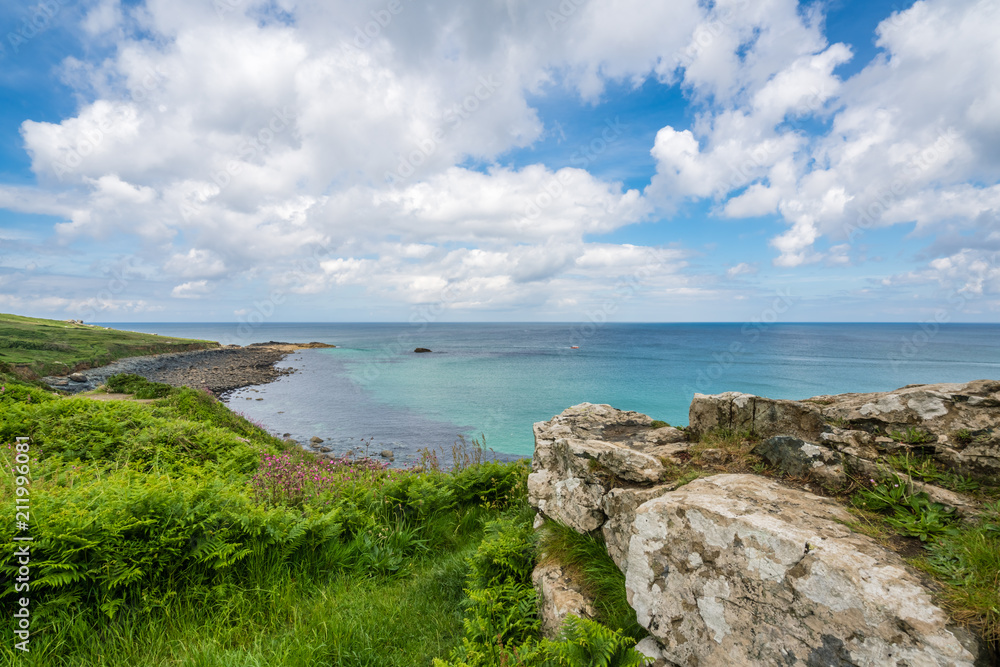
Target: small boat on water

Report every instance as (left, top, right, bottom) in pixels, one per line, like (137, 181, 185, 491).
(570, 346, 579, 349)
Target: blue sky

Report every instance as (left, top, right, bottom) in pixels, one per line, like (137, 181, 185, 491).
(0, 0, 998, 324)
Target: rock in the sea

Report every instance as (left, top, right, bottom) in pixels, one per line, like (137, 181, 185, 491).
(414, 347, 432, 353)
(310, 436, 324, 445)
(531, 562, 598, 639)
(68, 372, 88, 382)
(528, 403, 688, 535)
(380, 449, 394, 459)
(625, 474, 984, 666)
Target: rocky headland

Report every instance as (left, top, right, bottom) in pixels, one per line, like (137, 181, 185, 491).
(41, 341, 335, 396)
(528, 380, 1000, 666)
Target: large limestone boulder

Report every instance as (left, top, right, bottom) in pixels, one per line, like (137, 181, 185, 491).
(528, 403, 688, 534)
(625, 474, 986, 666)
(689, 380, 1000, 482)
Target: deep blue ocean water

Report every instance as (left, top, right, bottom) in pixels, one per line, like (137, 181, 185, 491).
(101, 322, 1000, 459)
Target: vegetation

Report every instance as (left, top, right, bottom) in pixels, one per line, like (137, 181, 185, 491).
(537, 522, 644, 640)
(887, 453, 980, 494)
(434, 509, 650, 667)
(889, 427, 936, 445)
(0, 312, 216, 378)
(0, 364, 651, 665)
(848, 471, 1000, 645)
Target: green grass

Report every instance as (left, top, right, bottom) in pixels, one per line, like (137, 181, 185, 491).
(2, 544, 474, 667)
(0, 312, 217, 378)
(919, 502, 1000, 645)
(537, 522, 644, 640)
(0, 368, 534, 665)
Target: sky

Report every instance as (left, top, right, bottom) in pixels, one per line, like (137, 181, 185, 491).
(0, 0, 998, 324)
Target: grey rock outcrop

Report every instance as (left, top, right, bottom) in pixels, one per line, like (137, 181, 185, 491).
(688, 391, 826, 441)
(528, 395, 995, 667)
(528, 403, 686, 534)
(690, 380, 1000, 483)
(625, 474, 983, 666)
(753, 435, 847, 488)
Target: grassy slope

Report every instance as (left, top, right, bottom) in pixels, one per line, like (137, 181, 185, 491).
(0, 312, 217, 378)
(0, 369, 531, 666)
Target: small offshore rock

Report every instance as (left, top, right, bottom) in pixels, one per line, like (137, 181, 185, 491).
(310, 436, 324, 444)
(380, 449, 394, 459)
(282, 433, 291, 438)
(414, 347, 432, 353)
(316, 445, 332, 453)
(68, 372, 88, 382)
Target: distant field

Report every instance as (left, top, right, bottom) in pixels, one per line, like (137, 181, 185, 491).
(0, 312, 218, 378)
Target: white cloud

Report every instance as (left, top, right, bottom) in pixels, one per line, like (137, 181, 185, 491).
(171, 280, 212, 299)
(726, 262, 757, 278)
(5, 0, 999, 319)
(646, 0, 1000, 270)
(164, 248, 227, 279)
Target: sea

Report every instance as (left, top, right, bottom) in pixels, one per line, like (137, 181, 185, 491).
(99, 322, 1000, 460)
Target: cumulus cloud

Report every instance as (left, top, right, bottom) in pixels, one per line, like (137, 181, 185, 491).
(646, 0, 1000, 272)
(171, 280, 212, 299)
(4, 0, 999, 318)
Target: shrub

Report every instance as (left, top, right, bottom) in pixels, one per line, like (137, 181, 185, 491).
(105, 373, 175, 399)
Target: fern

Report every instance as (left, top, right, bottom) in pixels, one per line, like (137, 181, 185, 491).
(541, 616, 652, 667)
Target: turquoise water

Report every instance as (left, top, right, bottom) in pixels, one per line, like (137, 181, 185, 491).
(102, 322, 1000, 458)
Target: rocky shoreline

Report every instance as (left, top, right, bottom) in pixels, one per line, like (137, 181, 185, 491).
(42, 342, 334, 396)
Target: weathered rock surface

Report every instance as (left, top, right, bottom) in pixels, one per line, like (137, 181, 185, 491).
(528, 403, 688, 534)
(625, 474, 985, 666)
(690, 380, 1000, 482)
(688, 391, 826, 441)
(753, 435, 847, 488)
(532, 562, 598, 639)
